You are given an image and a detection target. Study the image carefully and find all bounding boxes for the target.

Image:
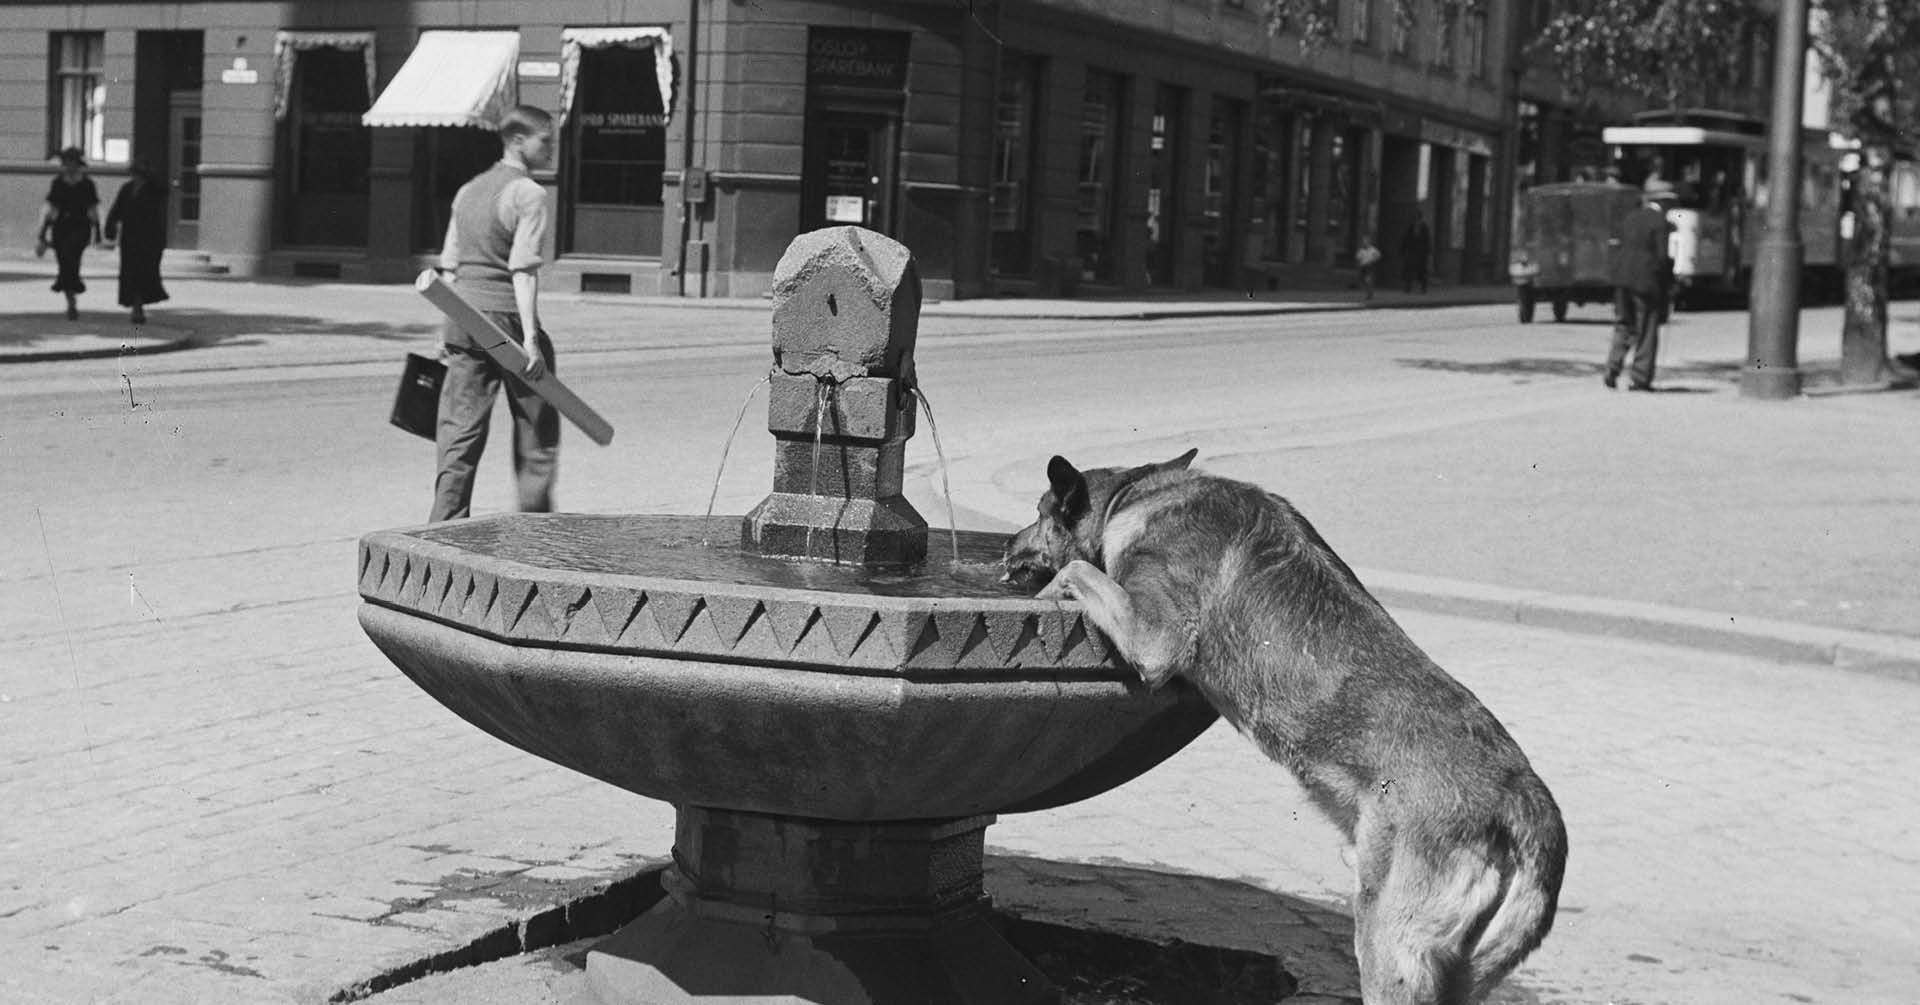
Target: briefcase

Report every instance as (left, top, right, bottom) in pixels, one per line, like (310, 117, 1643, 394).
(389, 352, 446, 441)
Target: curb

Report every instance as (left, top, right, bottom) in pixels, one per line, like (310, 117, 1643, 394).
(1359, 566, 1920, 683)
(921, 293, 1507, 321)
(0, 331, 195, 364)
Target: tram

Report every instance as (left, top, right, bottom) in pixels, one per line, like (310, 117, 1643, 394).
(1601, 108, 1920, 304)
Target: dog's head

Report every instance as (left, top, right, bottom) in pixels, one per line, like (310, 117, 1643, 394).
(1002, 448, 1198, 591)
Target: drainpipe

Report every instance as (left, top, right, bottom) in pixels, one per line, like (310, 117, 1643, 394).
(675, 0, 702, 295)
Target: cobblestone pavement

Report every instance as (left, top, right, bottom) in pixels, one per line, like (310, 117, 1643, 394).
(7, 603, 1916, 1004)
(3, 271, 1918, 1004)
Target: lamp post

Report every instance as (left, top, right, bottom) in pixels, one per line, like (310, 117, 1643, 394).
(1741, 0, 1810, 399)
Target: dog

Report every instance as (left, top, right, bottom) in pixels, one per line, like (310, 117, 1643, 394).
(1004, 450, 1567, 1005)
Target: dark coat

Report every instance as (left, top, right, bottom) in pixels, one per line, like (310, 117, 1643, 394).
(105, 174, 170, 308)
(1610, 204, 1673, 297)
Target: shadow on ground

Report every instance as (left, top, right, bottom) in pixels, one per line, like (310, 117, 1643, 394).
(155, 308, 436, 345)
(0, 307, 432, 352)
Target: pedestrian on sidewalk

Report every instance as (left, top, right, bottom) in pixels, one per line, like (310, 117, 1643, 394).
(428, 105, 562, 523)
(102, 161, 170, 326)
(1604, 177, 1678, 391)
(1355, 235, 1382, 301)
(36, 147, 101, 321)
(1399, 217, 1431, 294)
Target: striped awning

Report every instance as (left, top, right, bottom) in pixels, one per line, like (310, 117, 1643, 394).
(272, 31, 376, 123)
(559, 26, 674, 126)
(362, 31, 520, 129)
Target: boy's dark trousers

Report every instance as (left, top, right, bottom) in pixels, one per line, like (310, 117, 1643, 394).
(429, 313, 560, 521)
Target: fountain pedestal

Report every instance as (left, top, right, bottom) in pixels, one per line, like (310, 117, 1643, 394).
(588, 810, 1050, 1003)
(360, 228, 1218, 1004)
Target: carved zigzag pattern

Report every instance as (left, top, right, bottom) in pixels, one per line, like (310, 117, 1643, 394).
(361, 543, 1109, 670)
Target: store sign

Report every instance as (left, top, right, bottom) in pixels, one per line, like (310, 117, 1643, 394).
(518, 60, 560, 79)
(221, 56, 258, 85)
(825, 195, 865, 223)
(807, 28, 910, 90)
(578, 112, 669, 131)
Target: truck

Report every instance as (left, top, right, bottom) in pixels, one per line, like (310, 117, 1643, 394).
(1508, 181, 1644, 323)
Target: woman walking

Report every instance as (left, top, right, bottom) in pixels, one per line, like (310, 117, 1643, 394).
(104, 162, 170, 325)
(37, 147, 101, 321)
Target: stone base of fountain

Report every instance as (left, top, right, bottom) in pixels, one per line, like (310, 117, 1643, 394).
(585, 808, 1055, 1004)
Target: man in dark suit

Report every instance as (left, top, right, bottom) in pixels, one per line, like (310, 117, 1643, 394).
(1605, 178, 1678, 390)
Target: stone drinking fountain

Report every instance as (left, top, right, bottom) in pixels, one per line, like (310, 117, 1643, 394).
(357, 227, 1218, 1003)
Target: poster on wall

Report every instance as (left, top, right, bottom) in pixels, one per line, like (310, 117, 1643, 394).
(825, 195, 865, 223)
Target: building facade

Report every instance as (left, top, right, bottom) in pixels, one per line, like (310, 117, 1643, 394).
(1, 0, 1520, 300)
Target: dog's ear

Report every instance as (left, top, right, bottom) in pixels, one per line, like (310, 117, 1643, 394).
(1163, 448, 1198, 471)
(1046, 455, 1089, 519)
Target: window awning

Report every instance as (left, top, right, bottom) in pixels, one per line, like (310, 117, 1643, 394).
(273, 31, 376, 122)
(362, 31, 520, 129)
(559, 26, 674, 126)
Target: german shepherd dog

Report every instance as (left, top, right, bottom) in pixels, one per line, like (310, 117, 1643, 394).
(1004, 450, 1566, 1005)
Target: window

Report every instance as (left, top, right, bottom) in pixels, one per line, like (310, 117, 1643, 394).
(991, 51, 1043, 277)
(1465, 8, 1487, 77)
(573, 45, 667, 207)
(1434, 5, 1458, 71)
(1146, 86, 1185, 285)
(49, 33, 105, 160)
(1077, 70, 1126, 284)
(1391, 1, 1416, 58)
(281, 45, 371, 245)
(1352, 0, 1375, 45)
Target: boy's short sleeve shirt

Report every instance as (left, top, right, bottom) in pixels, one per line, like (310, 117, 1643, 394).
(503, 176, 548, 273)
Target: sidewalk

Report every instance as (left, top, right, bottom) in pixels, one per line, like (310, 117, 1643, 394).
(0, 254, 1512, 363)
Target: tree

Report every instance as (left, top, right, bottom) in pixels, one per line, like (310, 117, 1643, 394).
(1528, 0, 1920, 386)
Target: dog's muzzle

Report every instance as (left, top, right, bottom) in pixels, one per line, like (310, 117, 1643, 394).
(1001, 524, 1056, 592)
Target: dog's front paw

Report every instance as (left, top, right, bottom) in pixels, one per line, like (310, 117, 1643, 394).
(1035, 559, 1094, 601)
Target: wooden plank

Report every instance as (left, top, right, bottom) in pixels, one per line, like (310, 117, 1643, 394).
(414, 270, 615, 446)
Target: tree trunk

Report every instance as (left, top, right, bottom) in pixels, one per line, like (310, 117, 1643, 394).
(1840, 142, 1893, 386)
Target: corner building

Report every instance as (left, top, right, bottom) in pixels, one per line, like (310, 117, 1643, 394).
(0, 0, 1516, 300)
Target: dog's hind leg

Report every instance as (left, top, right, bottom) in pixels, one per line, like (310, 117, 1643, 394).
(1354, 812, 1512, 1004)
(1036, 559, 1193, 688)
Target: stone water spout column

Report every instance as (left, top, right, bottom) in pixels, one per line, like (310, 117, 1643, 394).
(743, 226, 927, 567)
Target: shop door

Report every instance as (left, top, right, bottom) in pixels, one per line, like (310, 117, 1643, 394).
(167, 92, 201, 249)
(802, 112, 896, 234)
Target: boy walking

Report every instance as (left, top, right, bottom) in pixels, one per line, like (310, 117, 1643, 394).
(429, 105, 561, 522)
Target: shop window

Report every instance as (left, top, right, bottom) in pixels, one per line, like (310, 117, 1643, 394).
(1329, 127, 1366, 262)
(991, 51, 1043, 278)
(1077, 70, 1126, 284)
(414, 128, 503, 252)
(567, 43, 667, 256)
(1295, 114, 1317, 239)
(1203, 99, 1242, 288)
(49, 32, 105, 161)
(282, 46, 371, 246)
(1148, 85, 1186, 286)
(1254, 104, 1293, 262)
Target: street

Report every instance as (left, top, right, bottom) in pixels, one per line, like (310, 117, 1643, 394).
(3, 276, 1920, 1003)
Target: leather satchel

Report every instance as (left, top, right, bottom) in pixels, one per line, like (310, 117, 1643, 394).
(389, 352, 446, 441)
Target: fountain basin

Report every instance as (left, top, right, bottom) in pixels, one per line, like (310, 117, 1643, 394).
(357, 513, 1218, 821)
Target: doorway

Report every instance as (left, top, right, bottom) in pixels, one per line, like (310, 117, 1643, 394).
(801, 111, 897, 234)
(166, 93, 202, 249)
(134, 31, 203, 249)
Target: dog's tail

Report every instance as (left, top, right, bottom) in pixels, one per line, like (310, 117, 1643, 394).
(1464, 787, 1568, 1001)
